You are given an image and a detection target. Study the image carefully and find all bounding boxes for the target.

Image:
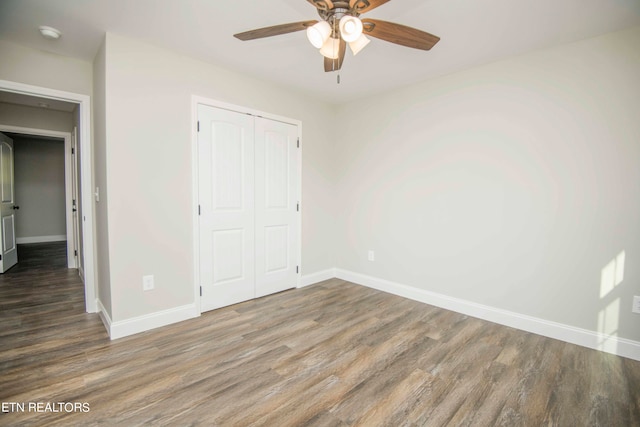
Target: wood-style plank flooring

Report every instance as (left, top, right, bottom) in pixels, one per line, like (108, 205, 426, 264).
(1, 243, 639, 426)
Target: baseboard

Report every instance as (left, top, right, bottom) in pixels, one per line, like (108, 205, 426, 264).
(96, 299, 112, 336)
(17, 235, 67, 244)
(335, 268, 640, 362)
(299, 268, 336, 288)
(108, 304, 200, 340)
(96, 300, 199, 340)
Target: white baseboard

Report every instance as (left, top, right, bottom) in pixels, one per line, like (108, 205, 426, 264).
(335, 268, 640, 362)
(17, 235, 67, 244)
(299, 268, 336, 288)
(96, 300, 199, 340)
(96, 299, 112, 336)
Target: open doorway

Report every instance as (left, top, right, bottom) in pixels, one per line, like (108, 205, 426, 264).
(0, 79, 96, 313)
(1, 131, 79, 272)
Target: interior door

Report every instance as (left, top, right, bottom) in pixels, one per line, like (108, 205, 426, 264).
(254, 118, 299, 297)
(198, 105, 256, 312)
(0, 132, 17, 273)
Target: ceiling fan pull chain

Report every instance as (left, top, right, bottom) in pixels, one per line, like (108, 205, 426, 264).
(337, 73, 340, 84)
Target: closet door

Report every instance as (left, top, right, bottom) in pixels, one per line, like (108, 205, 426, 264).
(254, 118, 299, 298)
(198, 106, 255, 312)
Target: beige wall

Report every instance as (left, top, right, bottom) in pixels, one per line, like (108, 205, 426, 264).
(0, 103, 74, 132)
(335, 26, 640, 342)
(0, 40, 92, 96)
(93, 37, 112, 316)
(102, 33, 336, 321)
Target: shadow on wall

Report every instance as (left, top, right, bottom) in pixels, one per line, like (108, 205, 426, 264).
(598, 250, 626, 354)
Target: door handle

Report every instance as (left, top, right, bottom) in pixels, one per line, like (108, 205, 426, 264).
(12, 206, 19, 210)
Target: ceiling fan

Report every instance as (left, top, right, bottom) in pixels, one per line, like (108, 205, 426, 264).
(233, 0, 440, 73)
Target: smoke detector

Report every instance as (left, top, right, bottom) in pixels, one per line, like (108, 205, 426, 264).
(39, 26, 61, 40)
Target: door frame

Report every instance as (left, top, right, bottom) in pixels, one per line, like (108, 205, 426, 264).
(0, 79, 97, 313)
(191, 95, 302, 315)
(0, 126, 77, 268)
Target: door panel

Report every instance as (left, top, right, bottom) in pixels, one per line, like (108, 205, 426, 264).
(212, 229, 245, 283)
(199, 106, 255, 311)
(2, 215, 15, 253)
(265, 225, 289, 273)
(0, 132, 17, 273)
(254, 118, 299, 298)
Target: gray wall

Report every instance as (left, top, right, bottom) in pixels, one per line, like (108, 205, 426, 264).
(335, 26, 640, 343)
(97, 33, 336, 322)
(13, 135, 66, 241)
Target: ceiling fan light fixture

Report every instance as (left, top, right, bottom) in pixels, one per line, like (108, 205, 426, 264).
(349, 34, 370, 55)
(339, 15, 363, 43)
(319, 37, 340, 59)
(306, 20, 331, 49)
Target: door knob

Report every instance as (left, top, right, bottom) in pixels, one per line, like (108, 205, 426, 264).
(12, 206, 19, 210)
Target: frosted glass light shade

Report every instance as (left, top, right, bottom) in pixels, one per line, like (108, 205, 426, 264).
(307, 21, 332, 49)
(339, 15, 363, 42)
(320, 37, 340, 59)
(349, 34, 370, 55)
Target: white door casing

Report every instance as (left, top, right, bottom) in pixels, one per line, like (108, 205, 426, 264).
(0, 79, 96, 313)
(197, 102, 300, 312)
(71, 127, 81, 272)
(0, 132, 17, 273)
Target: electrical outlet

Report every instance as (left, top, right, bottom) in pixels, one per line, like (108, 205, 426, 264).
(633, 296, 640, 314)
(368, 250, 375, 262)
(143, 275, 154, 291)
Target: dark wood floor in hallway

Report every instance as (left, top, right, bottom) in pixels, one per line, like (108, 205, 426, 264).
(1, 243, 639, 426)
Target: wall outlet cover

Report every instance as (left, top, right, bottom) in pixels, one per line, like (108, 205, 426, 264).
(143, 275, 154, 291)
(633, 296, 640, 314)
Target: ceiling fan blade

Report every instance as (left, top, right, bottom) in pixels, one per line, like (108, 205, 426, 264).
(234, 21, 317, 41)
(349, 0, 391, 13)
(362, 19, 440, 50)
(307, 0, 334, 11)
(324, 39, 346, 72)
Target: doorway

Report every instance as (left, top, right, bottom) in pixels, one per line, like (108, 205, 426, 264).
(1, 131, 78, 271)
(0, 79, 96, 313)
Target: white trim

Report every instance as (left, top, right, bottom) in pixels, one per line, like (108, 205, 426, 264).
(0, 80, 96, 313)
(299, 268, 336, 288)
(64, 132, 76, 268)
(96, 299, 112, 337)
(191, 95, 303, 314)
(17, 235, 66, 244)
(335, 268, 640, 361)
(190, 97, 201, 314)
(108, 304, 200, 340)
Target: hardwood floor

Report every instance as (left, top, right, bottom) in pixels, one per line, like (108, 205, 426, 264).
(1, 245, 639, 426)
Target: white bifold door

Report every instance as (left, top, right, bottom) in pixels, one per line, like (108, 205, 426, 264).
(198, 105, 299, 312)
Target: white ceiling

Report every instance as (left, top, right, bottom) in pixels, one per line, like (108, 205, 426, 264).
(1, 0, 639, 104)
